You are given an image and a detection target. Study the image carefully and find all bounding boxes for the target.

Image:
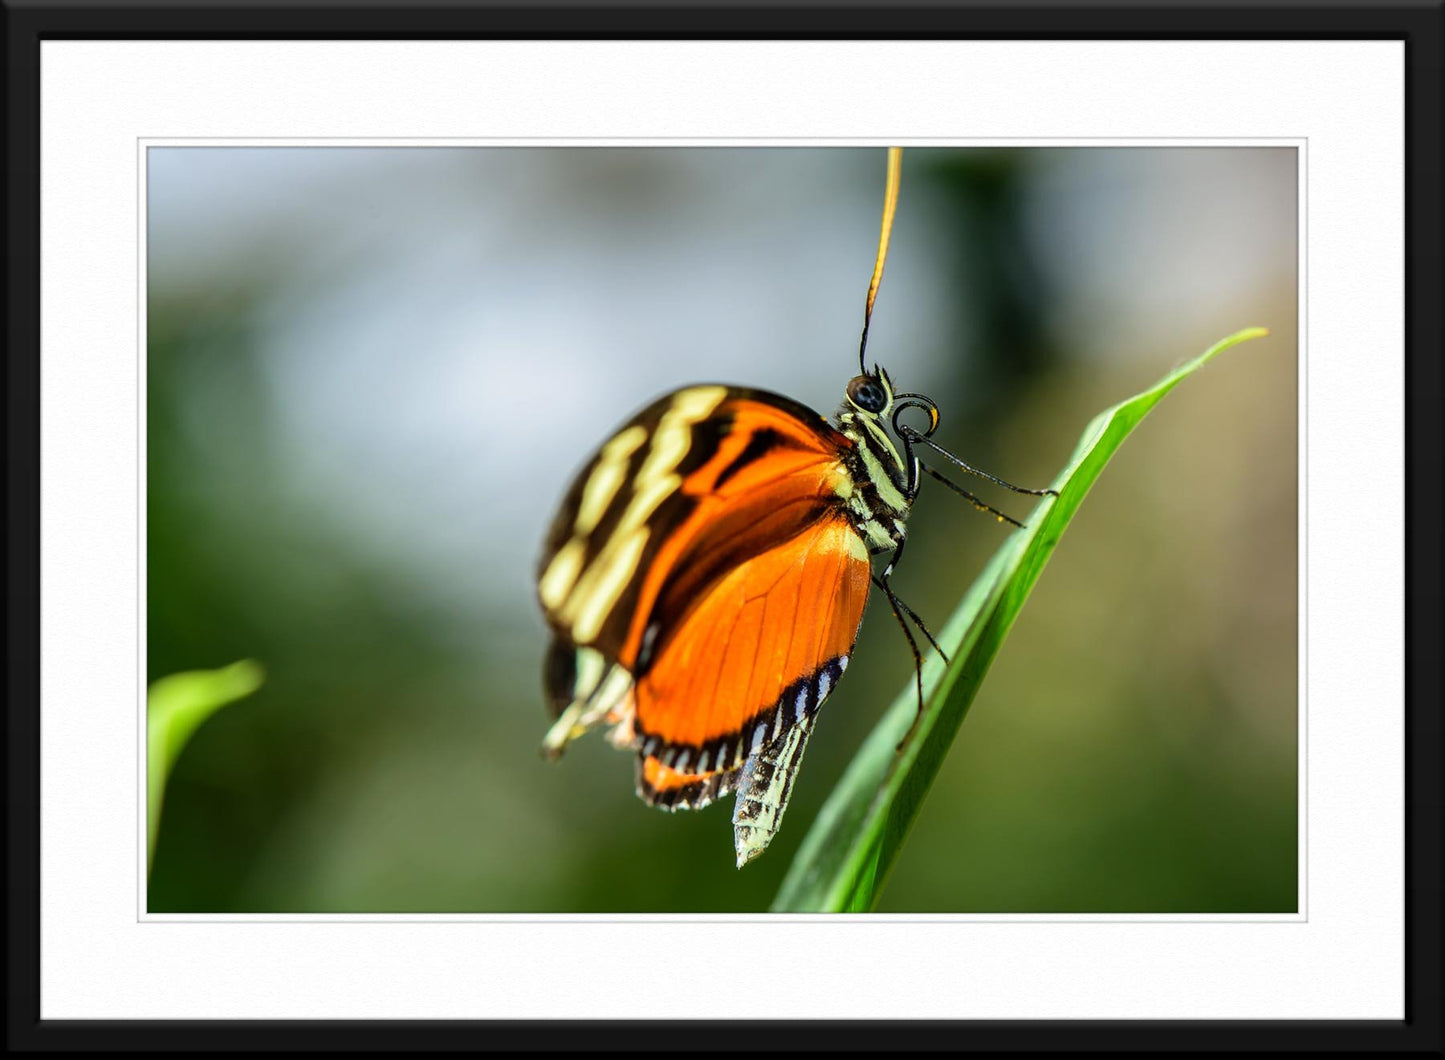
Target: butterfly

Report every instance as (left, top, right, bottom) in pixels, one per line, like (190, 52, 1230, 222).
(536, 149, 1054, 867)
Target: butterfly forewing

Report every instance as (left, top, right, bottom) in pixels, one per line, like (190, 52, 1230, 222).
(539, 385, 854, 680)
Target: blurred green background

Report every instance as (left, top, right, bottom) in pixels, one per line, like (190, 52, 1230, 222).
(147, 146, 1297, 913)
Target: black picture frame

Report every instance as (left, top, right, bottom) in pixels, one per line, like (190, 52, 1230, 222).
(5, 2, 1440, 1052)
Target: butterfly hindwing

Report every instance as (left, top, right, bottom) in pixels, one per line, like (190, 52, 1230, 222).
(635, 754, 739, 812)
(631, 516, 867, 864)
(635, 653, 849, 863)
(631, 516, 867, 768)
(733, 712, 818, 868)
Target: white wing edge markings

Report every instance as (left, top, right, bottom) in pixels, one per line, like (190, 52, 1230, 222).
(732, 717, 815, 869)
(729, 652, 848, 868)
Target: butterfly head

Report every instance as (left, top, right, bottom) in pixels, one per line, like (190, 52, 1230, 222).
(845, 367, 941, 440)
(844, 367, 894, 417)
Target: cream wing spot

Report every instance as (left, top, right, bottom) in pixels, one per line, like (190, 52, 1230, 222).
(672, 385, 729, 422)
(549, 386, 725, 628)
(638, 426, 690, 488)
(595, 388, 726, 553)
(548, 388, 724, 641)
(635, 386, 727, 485)
(619, 472, 681, 536)
(572, 645, 607, 700)
(575, 424, 648, 535)
(567, 525, 651, 643)
(539, 537, 587, 610)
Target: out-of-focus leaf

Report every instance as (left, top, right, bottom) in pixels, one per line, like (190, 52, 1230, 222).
(147, 660, 264, 871)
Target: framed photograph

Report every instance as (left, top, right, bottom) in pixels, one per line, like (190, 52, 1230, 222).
(9, 8, 1438, 1052)
(142, 140, 1300, 918)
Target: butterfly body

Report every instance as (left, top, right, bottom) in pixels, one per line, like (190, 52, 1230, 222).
(537, 372, 916, 866)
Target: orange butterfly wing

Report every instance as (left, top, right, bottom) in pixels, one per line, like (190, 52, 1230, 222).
(632, 513, 870, 769)
(540, 387, 873, 860)
(539, 386, 860, 716)
(631, 512, 869, 865)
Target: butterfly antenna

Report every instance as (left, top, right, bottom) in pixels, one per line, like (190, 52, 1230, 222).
(858, 146, 903, 376)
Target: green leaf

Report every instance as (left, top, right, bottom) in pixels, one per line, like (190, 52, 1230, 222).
(147, 659, 264, 872)
(772, 327, 1271, 912)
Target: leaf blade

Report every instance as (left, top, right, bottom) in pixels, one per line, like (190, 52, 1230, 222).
(772, 326, 1270, 912)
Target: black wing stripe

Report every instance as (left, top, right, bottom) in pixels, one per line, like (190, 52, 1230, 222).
(635, 758, 740, 812)
(712, 426, 786, 489)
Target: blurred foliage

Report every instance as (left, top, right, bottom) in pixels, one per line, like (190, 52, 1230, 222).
(921, 151, 1060, 411)
(148, 660, 264, 869)
(147, 147, 1297, 913)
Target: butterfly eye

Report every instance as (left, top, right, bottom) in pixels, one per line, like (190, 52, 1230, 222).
(846, 375, 888, 413)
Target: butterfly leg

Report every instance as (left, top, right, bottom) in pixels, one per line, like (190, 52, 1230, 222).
(895, 598, 946, 663)
(895, 424, 1036, 528)
(876, 537, 946, 662)
(918, 463, 1028, 529)
(904, 429, 1059, 498)
(872, 539, 945, 752)
(873, 575, 926, 752)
